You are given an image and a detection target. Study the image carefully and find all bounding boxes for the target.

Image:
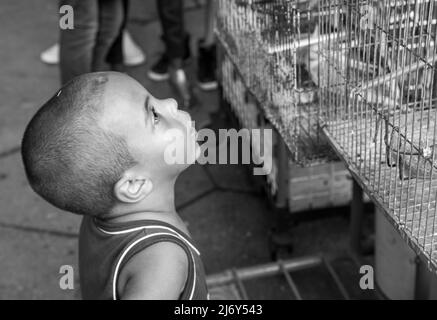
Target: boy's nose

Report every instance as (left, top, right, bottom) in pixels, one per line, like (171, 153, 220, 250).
(166, 98, 178, 116)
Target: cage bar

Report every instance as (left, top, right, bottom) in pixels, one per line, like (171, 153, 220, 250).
(206, 255, 356, 299)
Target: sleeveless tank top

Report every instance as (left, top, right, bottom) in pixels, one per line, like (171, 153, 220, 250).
(79, 216, 209, 300)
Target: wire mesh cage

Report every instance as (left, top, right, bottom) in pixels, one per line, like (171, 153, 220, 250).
(318, 0, 437, 269)
(216, 0, 334, 164)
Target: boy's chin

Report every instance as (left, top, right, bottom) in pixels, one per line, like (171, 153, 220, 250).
(163, 142, 201, 173)
(178, 144, 201, 171)
(194, 143, 201, 161)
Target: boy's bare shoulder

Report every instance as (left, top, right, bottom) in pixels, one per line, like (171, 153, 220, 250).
(117, 241, 189, 300)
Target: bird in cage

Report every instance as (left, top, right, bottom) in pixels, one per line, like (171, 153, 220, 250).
(374, 0, 437, 180)
(386, 113, 437, 180)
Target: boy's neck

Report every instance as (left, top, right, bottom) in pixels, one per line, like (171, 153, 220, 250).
(106, 210, 188, 235)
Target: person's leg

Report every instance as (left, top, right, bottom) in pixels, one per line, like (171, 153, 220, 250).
(197, 0, 218, 91)
(202, 0, 216, 47)
(106, 0, 146, 68)
(45, 0, 144, 68)
(148, 0, 191, 81)
(157, 0, 187, 61)
(92, 0, 124, 72)
(59, 0, 98, 84)
(115, 0, 146, 68)
(153, 0, 195, 109)
(106, 0, 128, 69)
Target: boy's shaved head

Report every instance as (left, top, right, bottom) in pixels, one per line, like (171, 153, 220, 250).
(22, 72, 136, 216)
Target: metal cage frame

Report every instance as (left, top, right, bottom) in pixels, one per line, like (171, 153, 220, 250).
(318, 0, 437, 271)
(217, 0, 334, 164)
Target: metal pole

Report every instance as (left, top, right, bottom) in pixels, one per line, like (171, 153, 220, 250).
(323, 258, 351, 300)
(350, 179, 364, 255)
(276, 136, 289, 209)
(206, 255, 323, 287)
(279, 260, 303, 300)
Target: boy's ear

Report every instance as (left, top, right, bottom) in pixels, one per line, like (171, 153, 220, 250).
(114, 175, 153, 204)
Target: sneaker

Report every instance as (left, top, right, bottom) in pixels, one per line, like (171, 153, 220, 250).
(148, 36, 191, 82)
(197, 40, 218, 91)
(40, 31, 145, 66)
(40, 43, 59, 65)
(122, 31, 146, 66)
(148, 54, 171, 81)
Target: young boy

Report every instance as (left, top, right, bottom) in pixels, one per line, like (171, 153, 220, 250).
(21, 72, 209, 300)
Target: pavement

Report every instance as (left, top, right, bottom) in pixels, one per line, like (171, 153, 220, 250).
(0, 0, 375, 300)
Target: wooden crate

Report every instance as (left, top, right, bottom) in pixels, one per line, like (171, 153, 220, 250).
(288, 161, 353, 213)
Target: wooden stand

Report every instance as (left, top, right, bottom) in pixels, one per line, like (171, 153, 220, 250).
(350, 179, 364, 255)
(414, 257, 431, 300)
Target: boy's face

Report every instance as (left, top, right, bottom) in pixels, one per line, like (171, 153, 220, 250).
(99, 73, 200, 180)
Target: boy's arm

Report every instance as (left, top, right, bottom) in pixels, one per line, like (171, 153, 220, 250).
(117, 242, 189, 300)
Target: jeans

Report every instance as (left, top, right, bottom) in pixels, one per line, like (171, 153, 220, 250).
(157, 0, 188, 60)
(59, 0, 124, 84)
(106, 0, 129, 66)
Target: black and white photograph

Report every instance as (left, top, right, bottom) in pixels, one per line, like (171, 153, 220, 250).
(1, 0, 437, 302)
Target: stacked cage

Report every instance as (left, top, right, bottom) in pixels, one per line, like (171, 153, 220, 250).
(217, 0, 352, 210)
(217, 0, 333, 165)
(318, 0, 437, 269)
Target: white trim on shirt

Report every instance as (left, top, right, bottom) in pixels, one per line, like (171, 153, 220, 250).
(96, 224, 201, 256)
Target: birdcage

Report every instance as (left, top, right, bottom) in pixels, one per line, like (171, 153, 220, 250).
(216, 0, 333, 164)
(216, 0, 361, 212)
(318, 0, 437, 270)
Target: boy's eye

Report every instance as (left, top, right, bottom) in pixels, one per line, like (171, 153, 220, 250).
(151, 106, 160, 124)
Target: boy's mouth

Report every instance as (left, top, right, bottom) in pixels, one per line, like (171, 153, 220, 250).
(177, 110, 191, 123)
